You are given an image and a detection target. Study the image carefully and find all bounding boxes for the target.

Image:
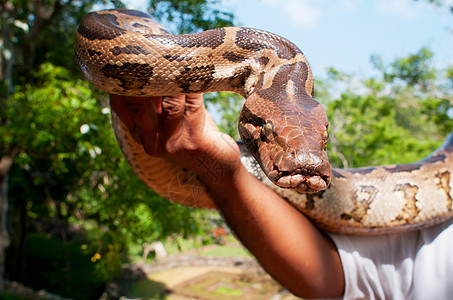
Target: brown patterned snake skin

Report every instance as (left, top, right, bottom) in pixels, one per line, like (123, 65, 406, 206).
(75, 9, 453, 234)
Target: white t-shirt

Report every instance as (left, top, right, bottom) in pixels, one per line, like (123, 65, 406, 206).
(328, 219, 453, 300)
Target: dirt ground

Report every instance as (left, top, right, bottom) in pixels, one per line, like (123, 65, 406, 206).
(139, 266, 299, 299)
(113, 245, 302, 300)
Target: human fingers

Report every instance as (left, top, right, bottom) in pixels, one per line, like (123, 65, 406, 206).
(180, 93, 208, 137)
(109, 94, 135, 131)
(161, 94, 207, 151)
(134, 97, 161, 155)
(110, 94, 161, 154)
(160, 94, 186, 145)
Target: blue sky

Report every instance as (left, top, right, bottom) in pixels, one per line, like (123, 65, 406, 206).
(222, 0, 453, 78)
(123, 0, 453, 78)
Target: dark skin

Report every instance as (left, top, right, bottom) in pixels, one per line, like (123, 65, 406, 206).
(110, 93, 345, 298)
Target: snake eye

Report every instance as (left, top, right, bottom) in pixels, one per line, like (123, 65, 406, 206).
(261, 120, 274, 141)
(264, 121, 274, 135)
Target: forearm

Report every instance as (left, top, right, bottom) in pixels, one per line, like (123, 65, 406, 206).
(199, 164, 345, 298)
(109, 94, 344, 298)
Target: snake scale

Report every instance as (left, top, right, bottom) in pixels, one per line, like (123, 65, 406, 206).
(75, 8, 453, 234)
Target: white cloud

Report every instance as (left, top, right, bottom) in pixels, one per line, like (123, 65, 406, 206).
(124, 0, 148, 10)
(376, 0, 417, 19)
(339, 0, 361, 11)
(262, 0, 324, 29)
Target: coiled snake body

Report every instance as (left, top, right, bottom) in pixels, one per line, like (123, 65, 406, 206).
(75, 9, 453, 234)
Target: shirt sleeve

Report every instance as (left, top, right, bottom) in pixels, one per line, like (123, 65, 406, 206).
(328, 220, 453, 300)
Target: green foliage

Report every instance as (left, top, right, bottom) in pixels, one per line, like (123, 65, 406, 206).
(205, 92, 244, 138)
(1, 0, 112, 82)
(2, 0, 238, 290)
(23, 234, 104, 299)
(7, 63, 103, 160)
(149, 0, 235, 33)
(371, 47, 436, 91)
(324, 47, 453, 169)
(130, 278, 167, 299)
(6, 62, 205, 282)
(446, 66, 453, 88)
(7, 63, 110, 225)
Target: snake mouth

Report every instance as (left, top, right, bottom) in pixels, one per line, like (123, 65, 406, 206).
(264, 148, 332, 193)
(268, 169, 330, 193)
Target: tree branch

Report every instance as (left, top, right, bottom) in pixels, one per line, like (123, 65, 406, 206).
(0, 146, 19, 178)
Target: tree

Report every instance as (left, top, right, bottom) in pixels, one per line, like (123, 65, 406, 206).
(149, 0, 234, 33)
(320, 48, 453, 169)
(0, 0, 235, 295)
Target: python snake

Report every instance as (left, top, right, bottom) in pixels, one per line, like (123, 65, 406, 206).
(75, 9, 453, 234)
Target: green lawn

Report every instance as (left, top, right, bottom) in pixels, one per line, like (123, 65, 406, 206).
(198, 245, 251, 258)
(129, 234, 251, 262)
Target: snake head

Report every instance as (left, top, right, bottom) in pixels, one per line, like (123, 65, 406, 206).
(238, 96, 331, 193)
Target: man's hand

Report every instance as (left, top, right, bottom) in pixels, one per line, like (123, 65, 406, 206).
(109, 93, 344, 298)
(109, 94, 241, 184)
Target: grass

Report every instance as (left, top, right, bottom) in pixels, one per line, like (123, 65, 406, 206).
(163, 237, 205, 255)
(129, 234, 250, 262)
(198, 245, 252, 258)
(214, 286, 243, 296)
(129, 278, 168, 299)
(129, 236, 205, 261)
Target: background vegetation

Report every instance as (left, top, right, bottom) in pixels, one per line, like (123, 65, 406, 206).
(0, 0, 452, 298)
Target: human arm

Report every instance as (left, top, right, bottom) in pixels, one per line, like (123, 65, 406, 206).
(109, 93, 345, 298)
